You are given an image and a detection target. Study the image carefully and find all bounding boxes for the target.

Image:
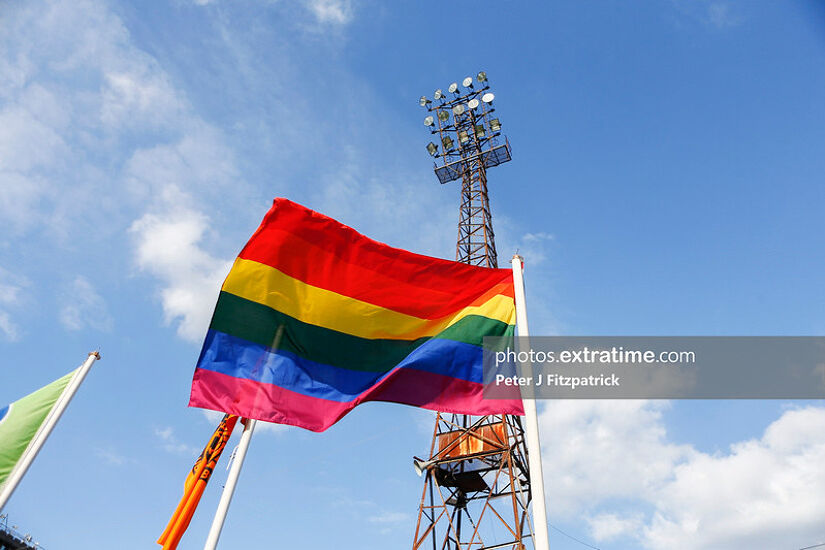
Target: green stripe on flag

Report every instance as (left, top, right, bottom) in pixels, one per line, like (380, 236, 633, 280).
(0, 370, 77, 488)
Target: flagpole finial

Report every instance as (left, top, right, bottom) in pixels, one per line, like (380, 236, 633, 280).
(88, 351, 101, 360)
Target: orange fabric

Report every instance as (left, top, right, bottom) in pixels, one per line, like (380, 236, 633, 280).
(157, 414, 239, 549)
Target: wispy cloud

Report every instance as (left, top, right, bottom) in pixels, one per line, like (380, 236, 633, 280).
(307, 0, 354, 25)
(94, 446, 133, 466)
(368, 511, 410, 524)
(0, 312, 20, 342)
(670, 0, 743, 30)
(155, 426, 200, 456)
(0, 267, 28, 341)
(59, 276, 113, 332)
(706, 2, 740, 28)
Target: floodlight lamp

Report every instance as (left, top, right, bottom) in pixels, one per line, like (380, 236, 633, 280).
(477, 71, 488, 83)
(448, 82, 459, 94)
(474, 124, 486, 138)
(468, 98, 479, 110)
(419, 96, 430, 107)
(490, 118, 501, 132)
(434, 89, 444, 100)
(458, 130, 470, 144)
(424, 115, 434, 126)
(413, 457, 436, 477)
(442, 136, 454, 150)
(426, 142, 438, 156)
(462, 76, 473, 88)
(452, 104, 465, 116)
(481, 92, 495, 103)
(437, 110, 450, 122)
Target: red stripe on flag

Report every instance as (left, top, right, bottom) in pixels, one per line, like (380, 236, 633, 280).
(236, 198, 515, 319)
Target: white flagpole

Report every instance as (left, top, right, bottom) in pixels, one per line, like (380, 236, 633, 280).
(0, 351, 100, 512)
(203, 417, 256, 550)
(511, 255, 551, 550)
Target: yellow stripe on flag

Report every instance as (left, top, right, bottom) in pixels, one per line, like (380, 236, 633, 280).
(221, 257, 515, 341)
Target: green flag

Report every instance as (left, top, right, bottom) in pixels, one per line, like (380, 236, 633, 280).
(0, 369, 77, 488)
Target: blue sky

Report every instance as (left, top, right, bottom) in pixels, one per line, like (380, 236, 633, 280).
(1, 1, 825, 549)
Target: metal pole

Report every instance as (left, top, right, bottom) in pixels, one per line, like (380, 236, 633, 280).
(510, 255, 551, 550)
(203, 418, 256, 550)
(0, 351, 100, 512)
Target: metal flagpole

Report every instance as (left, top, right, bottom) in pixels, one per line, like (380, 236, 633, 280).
(0, 350, 101, 511)
(203, 417, 256, 550)
(511, 255, 551, 550)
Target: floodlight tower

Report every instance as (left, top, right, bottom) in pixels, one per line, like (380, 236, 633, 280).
(420, 72, 512, 267)
(413, 73, 535, 550)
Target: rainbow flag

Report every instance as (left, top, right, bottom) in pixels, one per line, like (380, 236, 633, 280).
(189, 198, 522, 432)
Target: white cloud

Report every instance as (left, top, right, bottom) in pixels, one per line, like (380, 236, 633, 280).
(59, 276, 112, 332)
(131, 194, 232, 343)
(539, 402, 825, 549)
(155, 426, 200, 456)
(0, 312, 20, 342)
(587, 512, 643, 542)
(307, 0, 354, 25)
(94, 446, 132, 466)
(706, 2, 741, 29)
(670, 0, 742, 30)
(0, 267, 28, 341)
(368, 511, 410, 524)
(100, 68, 185, 130)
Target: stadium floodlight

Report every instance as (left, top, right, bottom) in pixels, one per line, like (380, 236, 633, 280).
(426, 142, 438, 156)
(474, 124, 486, 138)
(462, 77, 473, 88)
(468, 98, 479, 110)
(424, 115, 434, 126)
(413, 457, 437, 477)
(481, 92, 495, 103)
(448, 82, 459, 94)
(452, 104, 465, 116)
(489, 118, 501, 132)
(458, 130, 470, 144)
(476, 71, 487, 83)
(438, 110, 450, 122)
(442, 136, 455, 150)
(434, 89, 444, 100)
(420, 96, 430, 107)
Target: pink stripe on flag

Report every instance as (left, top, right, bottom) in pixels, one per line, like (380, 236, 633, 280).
(189, 368, 524, 432)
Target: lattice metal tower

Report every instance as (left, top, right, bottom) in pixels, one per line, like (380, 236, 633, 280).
(413, 73, 535, 550)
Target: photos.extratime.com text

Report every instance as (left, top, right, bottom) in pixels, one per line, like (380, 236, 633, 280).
(493, 346, 697, 369)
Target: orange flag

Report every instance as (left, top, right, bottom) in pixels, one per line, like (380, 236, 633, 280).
(157, 414, 239, 549)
